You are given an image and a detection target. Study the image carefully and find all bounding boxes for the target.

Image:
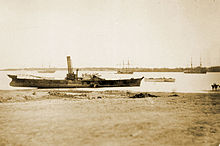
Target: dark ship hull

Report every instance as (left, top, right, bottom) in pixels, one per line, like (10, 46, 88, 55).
(8, 56, 143, 88)
(8, 74, 143, 88)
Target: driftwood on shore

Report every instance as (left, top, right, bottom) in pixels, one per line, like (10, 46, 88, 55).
(129, 93, 159, 98)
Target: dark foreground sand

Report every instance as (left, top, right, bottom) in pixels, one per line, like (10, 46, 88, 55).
(0, 89, 219, 146)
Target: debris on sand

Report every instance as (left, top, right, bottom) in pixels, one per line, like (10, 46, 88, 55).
(168, 94, 179, 97)
(130, 130, 142, 137)
(23, 96, 29, 100)
(129, 93, 158, 98)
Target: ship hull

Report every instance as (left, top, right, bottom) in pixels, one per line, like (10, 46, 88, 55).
(8, 75, 143, 88)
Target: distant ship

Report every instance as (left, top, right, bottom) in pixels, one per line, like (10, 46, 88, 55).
(117, 70, 133, 74)
(184, 67, 207, 74)
(116, 60, 133, 74)
(144, 77, 175, 82)
(184, 58, 207, 74)
(8, 56, 143, 88)
(38, 69, 56, 73)
(38, 65, 56, 73)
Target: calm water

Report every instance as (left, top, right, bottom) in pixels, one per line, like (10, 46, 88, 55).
(0, 70, 219, 93)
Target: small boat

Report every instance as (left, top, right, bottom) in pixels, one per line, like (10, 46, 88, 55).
(8, 56, 143, 88)
(144, 77, 175, 82)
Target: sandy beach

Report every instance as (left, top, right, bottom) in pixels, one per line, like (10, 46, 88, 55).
(0, 89, 219, 146)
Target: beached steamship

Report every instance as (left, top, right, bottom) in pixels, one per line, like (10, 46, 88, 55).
(8, 56, 143, 88)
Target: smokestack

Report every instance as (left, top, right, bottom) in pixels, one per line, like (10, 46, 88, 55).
(67, 56, 73, 74)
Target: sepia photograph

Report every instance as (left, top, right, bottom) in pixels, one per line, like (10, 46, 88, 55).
(0, 0, 219, 145)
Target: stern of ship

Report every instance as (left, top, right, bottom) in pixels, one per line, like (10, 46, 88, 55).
(7, 74, 18, 87)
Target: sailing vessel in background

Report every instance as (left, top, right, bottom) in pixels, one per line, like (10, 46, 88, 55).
(184, 57, 207, 74)
(117, 60, 133, 74)
(38, 65, 56, 73)
(38, 70, 56, 73)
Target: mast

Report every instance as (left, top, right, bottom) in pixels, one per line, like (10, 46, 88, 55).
(190, 57, 193, 68)
(128, 60, 130, 69)
(200, 57, 202, 67)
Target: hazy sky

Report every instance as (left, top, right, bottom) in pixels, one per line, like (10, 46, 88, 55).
(0, 0, 219, 68)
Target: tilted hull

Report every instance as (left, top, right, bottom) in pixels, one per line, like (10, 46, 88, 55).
(8, 75, 143, 88)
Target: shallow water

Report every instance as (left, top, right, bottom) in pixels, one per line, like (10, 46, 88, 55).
(1, 70, 220, 93)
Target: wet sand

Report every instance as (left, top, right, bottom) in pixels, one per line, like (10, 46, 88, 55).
(0, 89, 219, 146)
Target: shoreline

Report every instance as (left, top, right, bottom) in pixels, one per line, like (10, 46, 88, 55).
(0, 88, 219, 103)
(0, 88, 219, 145)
